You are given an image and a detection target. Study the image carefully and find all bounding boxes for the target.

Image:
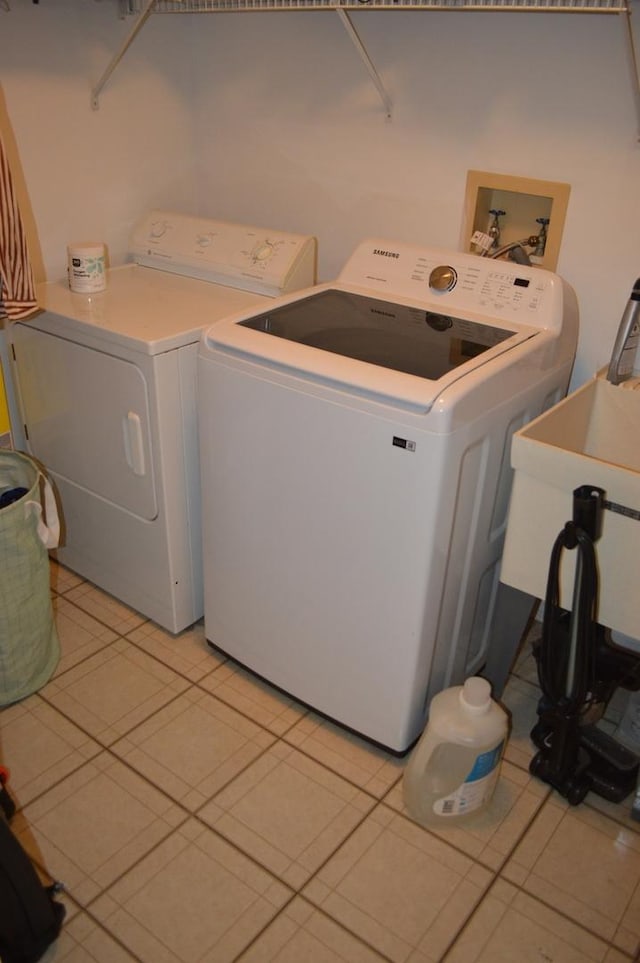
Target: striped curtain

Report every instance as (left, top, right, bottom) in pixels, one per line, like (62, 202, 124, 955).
(0, 131, 37, 323)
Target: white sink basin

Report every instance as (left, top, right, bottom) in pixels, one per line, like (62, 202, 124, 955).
(500, 373, 640, 640)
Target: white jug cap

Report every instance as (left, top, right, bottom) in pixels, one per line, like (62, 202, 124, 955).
(460, 677, 491, 714)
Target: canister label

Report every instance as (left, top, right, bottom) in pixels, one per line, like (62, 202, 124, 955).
(432, 741, 505, 817)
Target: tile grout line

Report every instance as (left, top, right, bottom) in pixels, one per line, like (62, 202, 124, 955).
(25, 631, 391, 929)
(50, 736, 385, 960)
(439, 869, 637, 963)
(19, 658, 500, 962)
(46, 588, 635, 884)
(43, 585, 640, 844)
(28, 570, 640, 958)
(234, 893, 398, 963)
(24, 748, 634, 963)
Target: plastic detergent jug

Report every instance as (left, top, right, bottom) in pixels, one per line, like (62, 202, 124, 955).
(403, 677, 508, 825)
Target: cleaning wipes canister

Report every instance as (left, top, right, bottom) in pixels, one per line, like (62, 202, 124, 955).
(403, 677, 508, 825)
(67, 242, 106, 293)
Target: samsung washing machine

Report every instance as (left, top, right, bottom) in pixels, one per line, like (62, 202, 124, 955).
(9, 211, 316, 633)
(197, 238, 578, 752)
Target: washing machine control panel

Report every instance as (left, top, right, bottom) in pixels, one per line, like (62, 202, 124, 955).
(340, 239, 561, 331)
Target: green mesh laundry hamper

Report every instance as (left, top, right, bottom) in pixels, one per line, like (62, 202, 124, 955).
(0, 450, 60, 705)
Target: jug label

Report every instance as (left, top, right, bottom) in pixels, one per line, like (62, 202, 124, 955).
(432, 741, 505, 817)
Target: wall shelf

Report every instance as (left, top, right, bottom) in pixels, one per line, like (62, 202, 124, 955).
(124, 0, 627, 10)
(94, 0, 640, 137)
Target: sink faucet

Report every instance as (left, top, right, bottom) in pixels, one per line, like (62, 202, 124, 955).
(482, 235, 540, 266)
(606, 279, 640, 385)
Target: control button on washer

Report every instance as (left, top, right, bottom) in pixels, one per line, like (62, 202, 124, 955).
(429, 265, 457, 292)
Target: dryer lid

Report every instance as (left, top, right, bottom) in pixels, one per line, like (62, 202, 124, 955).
(36, 264, 267, 356)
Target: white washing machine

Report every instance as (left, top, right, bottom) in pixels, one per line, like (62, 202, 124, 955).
(198, 239, 578, 752)
(9, 211, 316, 633)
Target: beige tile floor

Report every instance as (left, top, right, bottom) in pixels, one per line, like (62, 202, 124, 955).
(1, 561, 639, 962)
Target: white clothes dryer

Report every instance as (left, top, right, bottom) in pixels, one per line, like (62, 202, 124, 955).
(9, 211, 316, 633)
(198, 239, 578, 752)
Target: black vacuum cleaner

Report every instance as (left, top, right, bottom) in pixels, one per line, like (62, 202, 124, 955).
(529, 485, 640, 806)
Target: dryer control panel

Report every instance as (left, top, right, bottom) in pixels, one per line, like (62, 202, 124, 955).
(130, 210, 316, 297)
(339, 238, 561, 331)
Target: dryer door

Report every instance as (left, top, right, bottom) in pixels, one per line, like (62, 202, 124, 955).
(11, 324, 157, 520)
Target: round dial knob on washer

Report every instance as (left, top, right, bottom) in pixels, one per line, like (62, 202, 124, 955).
(429, 265, 457, 293)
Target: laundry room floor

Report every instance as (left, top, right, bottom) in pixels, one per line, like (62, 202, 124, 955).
(1, 560, 639, 963)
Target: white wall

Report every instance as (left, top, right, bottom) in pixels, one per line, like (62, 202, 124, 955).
(0, 1, 197, 282)
(190, 9, 640, 387)
(2, 1, 640, 388)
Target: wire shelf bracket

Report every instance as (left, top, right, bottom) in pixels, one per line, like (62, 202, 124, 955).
(336, 7, 392, 118)
(91, 0, 157, 109)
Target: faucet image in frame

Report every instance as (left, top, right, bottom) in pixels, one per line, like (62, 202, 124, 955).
(487, 209, 506, 251)
(534, 217, 550, 258)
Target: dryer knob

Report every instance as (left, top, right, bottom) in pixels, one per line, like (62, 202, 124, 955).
(429, 265, 457, 293)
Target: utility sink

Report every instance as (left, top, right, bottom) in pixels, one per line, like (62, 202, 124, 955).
(500, 373, 640, 640)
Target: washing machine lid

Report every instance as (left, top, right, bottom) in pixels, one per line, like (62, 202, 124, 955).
(33, 264, 268, 356)
(239, 288, 518, 382)
(204, 283, 541, 412)
(202, 238, 566, 412)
